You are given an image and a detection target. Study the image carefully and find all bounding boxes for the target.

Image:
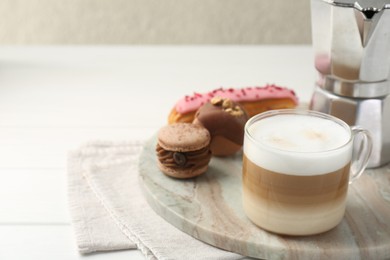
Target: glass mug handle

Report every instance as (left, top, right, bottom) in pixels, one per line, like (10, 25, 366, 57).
(349, 126, 373, 183)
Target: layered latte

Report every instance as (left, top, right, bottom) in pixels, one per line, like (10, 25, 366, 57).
(242, 112, 352, 235)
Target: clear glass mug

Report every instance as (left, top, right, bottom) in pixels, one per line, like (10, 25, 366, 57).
(242, 109, 372, 236)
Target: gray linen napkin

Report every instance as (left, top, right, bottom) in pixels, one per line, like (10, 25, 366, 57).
(67, 140, 247, 259)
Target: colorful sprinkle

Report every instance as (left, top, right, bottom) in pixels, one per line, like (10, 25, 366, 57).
(174, 85, 298, 114)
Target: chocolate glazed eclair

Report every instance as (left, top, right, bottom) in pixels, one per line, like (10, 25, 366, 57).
(193, 97, 249, 157)
(156, 123, 212, 178)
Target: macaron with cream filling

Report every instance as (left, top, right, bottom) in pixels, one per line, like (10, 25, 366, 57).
(156, 123, 212, 178)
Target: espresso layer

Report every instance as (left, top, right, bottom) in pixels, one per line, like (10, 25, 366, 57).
(242, 155, 350, 235)
(242, 155, 349, 204)
(242, 188, 346, 235)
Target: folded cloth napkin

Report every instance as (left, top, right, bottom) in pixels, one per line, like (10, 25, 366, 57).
(67, 140, 248, 260)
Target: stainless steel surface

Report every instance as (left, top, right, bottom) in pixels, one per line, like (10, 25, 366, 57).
(310, 0, 390, 167)
(310, 86, 390, 167)
(317, 76, 389, 97)
(326, 0, 390, 10)
(311, 0, 390, 98)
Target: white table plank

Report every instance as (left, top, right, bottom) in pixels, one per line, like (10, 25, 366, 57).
(0, 127, 157, 168)
(0, 46, 314, 128)
(0, 225, 144, 260)
(0, 169, 69, 223)
(0, 127, 158, 222)
(0, 127, 157, 146)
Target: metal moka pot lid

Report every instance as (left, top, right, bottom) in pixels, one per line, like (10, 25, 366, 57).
(325, 0, 390, 17)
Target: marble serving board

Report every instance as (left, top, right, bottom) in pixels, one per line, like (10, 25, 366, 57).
(138, 135, 390, 259)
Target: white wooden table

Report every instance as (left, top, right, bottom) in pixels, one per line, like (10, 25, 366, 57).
(0, 46, 315, 259)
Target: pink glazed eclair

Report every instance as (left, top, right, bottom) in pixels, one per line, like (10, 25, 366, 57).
(168, 85, 299, 124)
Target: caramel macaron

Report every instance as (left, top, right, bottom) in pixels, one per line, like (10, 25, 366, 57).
(193, 97, 249, 156)
(156, 123, 212, 178)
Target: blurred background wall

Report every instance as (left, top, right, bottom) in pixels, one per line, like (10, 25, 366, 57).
(0, 0, 311, 45)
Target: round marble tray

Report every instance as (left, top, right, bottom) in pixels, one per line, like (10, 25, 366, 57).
(138, 135, 390, 259)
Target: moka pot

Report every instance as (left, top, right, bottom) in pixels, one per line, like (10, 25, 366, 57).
(309, 0, 390, 167)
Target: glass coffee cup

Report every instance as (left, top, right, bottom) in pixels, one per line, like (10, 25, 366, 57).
(242, 109, 372, 236)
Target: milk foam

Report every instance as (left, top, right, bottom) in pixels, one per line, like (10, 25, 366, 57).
(244, 114, 352, 175)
